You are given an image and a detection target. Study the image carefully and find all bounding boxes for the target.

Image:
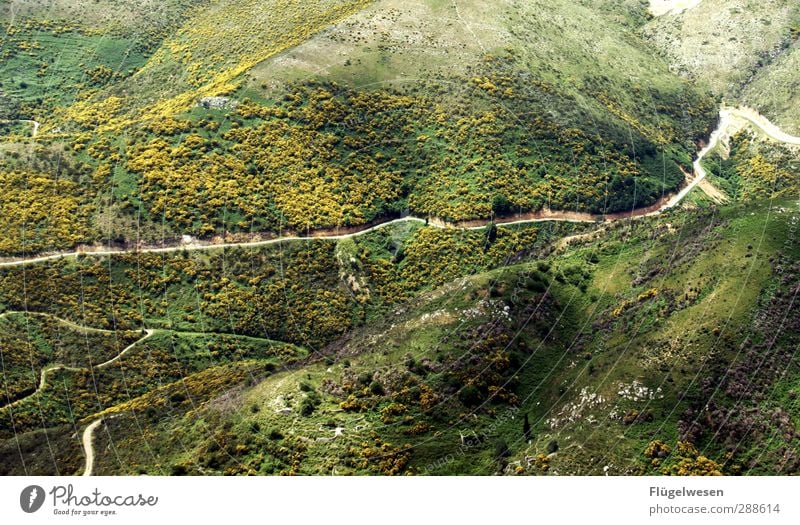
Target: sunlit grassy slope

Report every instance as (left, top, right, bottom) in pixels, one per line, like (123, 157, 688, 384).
(642, 0, 800, 95)
(30, 197, 797, 476)
(0, 0, 208, 118)
(58, 0, 376, 130)
(739, 44, 800, 135)
(0, 0, 719, 255)
(246, 0, 711, 148)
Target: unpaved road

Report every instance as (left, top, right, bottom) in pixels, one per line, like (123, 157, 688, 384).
(0, 119, 39, 137)
(21, 119, 40, 137)
(0, 107, 797, 270)
(82, 419, 103, 476)
(96, 330, 155, 369)
(723, 106, 800, 146)
(0, 311, 155, 409)
(683, 106, 800, 204)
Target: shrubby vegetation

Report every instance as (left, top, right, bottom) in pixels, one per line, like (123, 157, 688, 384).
(0, 223, 541, 344)
(0, 0, 717, 256)
(0, 313, 140, 405)
(2, 0, 795, 478)
(59, 259, 562, 475)
(703, 132, 800, 201)
(57, 0, 375, 132)
(0, 169, 93, 255)
(3, 199, 799, 476)
(112, 64, 708, 243)
(0, 328, 306, 470)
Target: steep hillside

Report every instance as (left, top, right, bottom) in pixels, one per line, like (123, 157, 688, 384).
(0, 217, 558, 474)
(1, 0, 798, 478)
(702, 129, 800, 202)
(641, 0, 800, 96)
(0, 0, 717, 256)
(738, 44, 800, 134)
(51, 0, 375, 132)
(0, 0, 208, 119)
(44, 199, 800, 476)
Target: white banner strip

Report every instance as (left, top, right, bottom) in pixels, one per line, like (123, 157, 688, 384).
(2, 476, 798, 524)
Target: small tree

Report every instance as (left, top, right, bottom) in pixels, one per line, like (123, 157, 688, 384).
(492, 194, 512, 216)
(522, 414, 531, 442)
(494, 439, 510, 461)
(369, 380, 385, 396)
(485, 223, 498, 245)
(494, 439, 511, 472)
(459, 385, 482, 407)
(300, 398, 316, 416)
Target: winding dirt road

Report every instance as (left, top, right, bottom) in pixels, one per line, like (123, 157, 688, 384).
(0, 119, 39, 137)
(82, 418, 103, 476)
(7, 105, 798, 476)
(0, 310, 260, 476)
(0, 311, 155, 409)
(21, 120, 40, 138)
(96, 330, 155, 369)
(722, 106, 800, 146)
(3, 105, 797, 270)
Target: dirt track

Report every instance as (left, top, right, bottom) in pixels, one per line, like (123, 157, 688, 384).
(1, 107, 797, 270)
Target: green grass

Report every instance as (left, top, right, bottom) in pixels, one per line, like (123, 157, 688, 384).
(642, 0, 800, 95)
(0, 0, 798, 477)
(0, 30, 150, 117)
(741, 43, 800, 134)
(1, 0, 717, 254)
(2, 197, 799, 475)
(0, 312, 142, 404)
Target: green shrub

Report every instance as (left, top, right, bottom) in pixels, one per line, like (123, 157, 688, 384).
(459, 385, 482, 407)
(369, 381, 385, 396)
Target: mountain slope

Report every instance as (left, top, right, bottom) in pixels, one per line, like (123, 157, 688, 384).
(738, 44, 800, 134)
(2, 0, 717, 256)
(54, 199, 800, 476)
(641, 0, 800, 95)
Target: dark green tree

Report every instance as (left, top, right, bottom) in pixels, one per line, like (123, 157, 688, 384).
(491, 194, 512, 216)
(523, 413, 531, 442)
(494, 439, 510, 461)
(485, 223, 498, 247)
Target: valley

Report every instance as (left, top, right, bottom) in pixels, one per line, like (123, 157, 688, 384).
(0, 0, 798, 477)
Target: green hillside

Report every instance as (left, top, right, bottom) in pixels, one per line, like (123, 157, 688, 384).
(3, 185, 800, 475)
(641, 0, 800, 95)
(0, 0, 798, 478)
(0, 0, 716, 256)
(641, 0, 800, 134)
(739, 44, 800, 134)
(3, 197, 794, 475)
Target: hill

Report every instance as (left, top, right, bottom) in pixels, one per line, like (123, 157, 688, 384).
(641, 0, 800, 130)
(1, 0, 798, 478)
(738, 44, 800, 134)
(0, 0, 716, 256)
(20, 198, 795, 476)
(4, 188, 799, 475)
